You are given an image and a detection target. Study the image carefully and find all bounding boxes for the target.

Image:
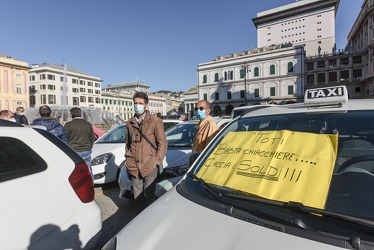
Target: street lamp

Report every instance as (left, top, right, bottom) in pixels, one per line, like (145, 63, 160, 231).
(242, 63, 248, 105)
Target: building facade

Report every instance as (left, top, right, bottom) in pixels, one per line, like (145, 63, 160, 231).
(347, 0, 374, 98)
(304, 51, 364, 98)
(253, 0, 339, 57)
(148, 95, 167, 116)
(101, 91, 133, 122)
(29, 64, 102, 108)
(0, 54, 29, 111)
(103, 81, 150, 94)
(197, 45, 305, 116)
(180, 87, 198, 119)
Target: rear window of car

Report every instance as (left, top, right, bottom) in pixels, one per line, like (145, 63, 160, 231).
(0, 137, 47, 182)
(95, 125, 126, 143)
(164, 122, 178, 131)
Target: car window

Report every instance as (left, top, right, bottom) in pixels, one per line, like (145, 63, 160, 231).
(164, 122, 178, 131)
(0, 137, 47, 182)
(165, 123, 197, 147)
(218, 121, 230, 130)
(96, 125, 126, 143)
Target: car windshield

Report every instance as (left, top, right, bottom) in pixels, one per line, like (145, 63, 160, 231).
(95, 125, 126, 143)
(165, 122, 197, 147)
(190, 110, 374, 221)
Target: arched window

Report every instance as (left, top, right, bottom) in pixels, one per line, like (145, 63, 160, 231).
(203, 75, 207, 83)
(254, 67, 259, 77)
(214, 73, 219, 82)
(240, 69, 245, 79)
(270, 65, 275, 75)
(288, 62, 294, 73)
(224, 72, 228, 81)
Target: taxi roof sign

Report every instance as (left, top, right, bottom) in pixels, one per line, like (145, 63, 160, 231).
(304, 86, 348, 107)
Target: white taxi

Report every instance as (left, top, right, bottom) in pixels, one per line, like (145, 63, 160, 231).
(104, 86, 374, 249)
(0, 120, 101, 249)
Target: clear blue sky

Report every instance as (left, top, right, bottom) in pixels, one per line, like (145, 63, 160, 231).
(0, 0, 361, 92)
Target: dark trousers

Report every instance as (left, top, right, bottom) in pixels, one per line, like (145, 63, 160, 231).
(132, 167, 158, 214)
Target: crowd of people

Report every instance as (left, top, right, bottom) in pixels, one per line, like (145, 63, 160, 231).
(1, 93, 218, 214)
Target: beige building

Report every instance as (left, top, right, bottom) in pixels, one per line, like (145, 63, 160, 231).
(152, 92, 182, 116)
(101, 91, 133, 122)
(0, 54, 29, 111)
(253, 0, 340, 57)
(29, 63, 102, 108)
(148, 95, 167, 116)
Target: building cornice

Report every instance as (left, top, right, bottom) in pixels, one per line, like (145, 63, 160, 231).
(252, 0, 339, 28)
(30, 67, 102, 82)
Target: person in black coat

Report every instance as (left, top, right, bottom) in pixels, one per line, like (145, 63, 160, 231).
(14, 107, 29, 125)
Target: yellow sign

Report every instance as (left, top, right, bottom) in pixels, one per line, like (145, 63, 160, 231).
(196, 130, 338, 209)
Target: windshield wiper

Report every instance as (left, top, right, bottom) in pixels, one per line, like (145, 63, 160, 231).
(188, 173, 316, 231)
(285, 201, 374, 230)
(187, 172, 222, 197)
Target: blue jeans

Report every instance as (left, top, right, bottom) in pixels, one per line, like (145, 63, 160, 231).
(77, 150, 93, 177)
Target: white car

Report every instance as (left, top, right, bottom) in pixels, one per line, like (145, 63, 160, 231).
(154, 118, 232, 197)
(104, 86, 374, 249)
(91, 119, 183, 184)
(91, 124, 127, 184)
(0, 120, 102, 249)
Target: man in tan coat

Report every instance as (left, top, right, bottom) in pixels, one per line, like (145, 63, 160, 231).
(192, 100, 219, 153)
(125, 92, 167, 213)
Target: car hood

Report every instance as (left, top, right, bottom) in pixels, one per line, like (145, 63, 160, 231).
(163, 146, 192, 169)
(112, 188, 342, 250)
(91, 143, 125, 158)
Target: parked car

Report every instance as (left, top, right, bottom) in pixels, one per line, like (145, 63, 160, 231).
(104, 86, 374, 250)
(0, 120, 102, 250)
(91, 124, 127, 184)
(91, 119, 183, 184)
(162, 119, 183, 131)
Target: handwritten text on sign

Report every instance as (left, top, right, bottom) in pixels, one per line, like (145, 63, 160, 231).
(196, 130, 338, 209)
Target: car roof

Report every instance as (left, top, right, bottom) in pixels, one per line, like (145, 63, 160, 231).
(163, 119, 183, 123)
(232, 104, 274, 111)
(240, 99, 374, 118)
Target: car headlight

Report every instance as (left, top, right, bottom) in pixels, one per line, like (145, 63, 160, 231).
(91, 153, 112, 166)
(164, 164, 189, 176)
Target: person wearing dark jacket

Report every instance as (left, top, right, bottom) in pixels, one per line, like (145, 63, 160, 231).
(13, 107, 29, 125)
(31, 105, 68, 144)
(64, 107, 96, 175)
(125, 92, 167, 213)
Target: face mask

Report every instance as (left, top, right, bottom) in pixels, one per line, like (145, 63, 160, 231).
(9, 118, 16, 123)
(18, 112, 25, 116)
(134, 104, 145, 116)
(196, 110, 207, 120)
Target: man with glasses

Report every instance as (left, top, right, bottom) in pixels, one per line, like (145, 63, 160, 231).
(192, 100, 219, 153)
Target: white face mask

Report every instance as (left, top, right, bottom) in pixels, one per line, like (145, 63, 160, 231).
(134, 104, 145, 116)
(9, 118, 16, 123)
(18, 112, 25, 116)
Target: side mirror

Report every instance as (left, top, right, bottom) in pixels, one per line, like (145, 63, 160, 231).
(188, 152, 200, 167)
